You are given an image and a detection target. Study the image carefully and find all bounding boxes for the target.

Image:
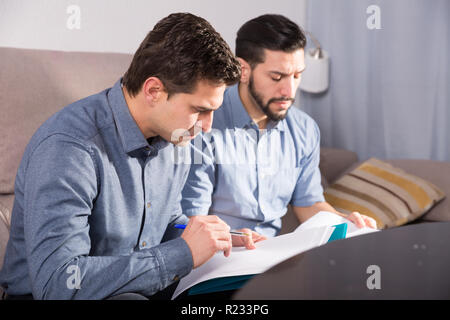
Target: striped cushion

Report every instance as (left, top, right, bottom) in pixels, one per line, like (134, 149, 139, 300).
(324, 158, 446, 229)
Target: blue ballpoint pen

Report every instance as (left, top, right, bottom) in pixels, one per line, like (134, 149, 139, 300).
(174, 224, 250, 237)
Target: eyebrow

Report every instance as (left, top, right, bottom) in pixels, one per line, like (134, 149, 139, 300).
(193, 105, 218, 112)
(269, 67, 306, 77)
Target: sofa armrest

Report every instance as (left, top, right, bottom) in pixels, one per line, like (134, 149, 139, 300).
(320, 147, 359, 184)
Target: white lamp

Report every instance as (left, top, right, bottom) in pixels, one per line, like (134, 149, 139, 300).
(299, 31, 329, 93)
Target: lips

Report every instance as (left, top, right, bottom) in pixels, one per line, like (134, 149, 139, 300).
(274, 101, 291, 109)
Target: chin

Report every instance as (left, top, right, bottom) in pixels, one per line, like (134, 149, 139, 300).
(268, 110, 289, 121)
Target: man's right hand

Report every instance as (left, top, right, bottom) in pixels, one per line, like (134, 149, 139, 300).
(181, 215, 232, 268)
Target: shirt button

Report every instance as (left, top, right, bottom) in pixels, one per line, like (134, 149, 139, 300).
(142, 241, 147, 247)
(146, 202, 151, 208)
(173, 275, 179, 282)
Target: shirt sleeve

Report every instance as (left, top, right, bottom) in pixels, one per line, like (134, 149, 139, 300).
(181, 134, 216, 216)
(290, 120, 325, 207)
(162, 168, 191, 241)
(23, 134, 193, 300)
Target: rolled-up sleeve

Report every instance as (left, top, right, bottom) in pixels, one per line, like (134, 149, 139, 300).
(23, 134, 193, 300)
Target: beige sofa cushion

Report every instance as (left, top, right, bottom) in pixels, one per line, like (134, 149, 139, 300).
(0, 194, 15, 273)
(0, 194, 14, 230)
(334, 159, 450, 223)
(0, 47, 132, 194)
(324, 158, 446, 229)
(386, 159, 450, 222)
(0, 220, 9, 272)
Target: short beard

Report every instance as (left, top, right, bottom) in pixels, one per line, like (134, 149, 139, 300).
(248, 75, 295, 122)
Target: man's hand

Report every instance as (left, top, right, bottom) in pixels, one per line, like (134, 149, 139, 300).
(181, 215, 233, 268)
(293, 202, 378, 229)
(231, 228, 267, 249)
(343, 211, 378, 229)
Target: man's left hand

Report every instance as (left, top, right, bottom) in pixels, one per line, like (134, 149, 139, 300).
(231, 228, 267, 249)
(344, 211, 378, 229)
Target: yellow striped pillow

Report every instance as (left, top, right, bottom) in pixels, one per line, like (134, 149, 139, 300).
(324, 158, 445, 229)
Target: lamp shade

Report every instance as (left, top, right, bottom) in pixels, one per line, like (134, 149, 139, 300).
(299, 49, 329, 93)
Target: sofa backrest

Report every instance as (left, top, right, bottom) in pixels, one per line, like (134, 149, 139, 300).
(0, 47, 133, 275)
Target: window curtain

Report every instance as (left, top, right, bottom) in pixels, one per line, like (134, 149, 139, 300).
(299, 0, 449, 161)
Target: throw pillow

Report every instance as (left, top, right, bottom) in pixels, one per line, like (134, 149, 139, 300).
(324, 158, 446, 228)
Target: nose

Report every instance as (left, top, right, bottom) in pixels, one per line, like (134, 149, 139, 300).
(280, 77, 296, 98)
(198, 111, 214, 133)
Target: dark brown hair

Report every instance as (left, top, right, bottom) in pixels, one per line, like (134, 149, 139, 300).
(123, 13, 241, 98)
(236, 14, 306, 67)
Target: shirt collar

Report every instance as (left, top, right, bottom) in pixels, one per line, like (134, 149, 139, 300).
(108, 79, 168, 155)
(226, 83, 285, 132)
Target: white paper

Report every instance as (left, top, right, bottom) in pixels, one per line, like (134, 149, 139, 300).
(298, 211, 380, 238)
(172, 224, 334, 299)
(172, 211, 380, 299)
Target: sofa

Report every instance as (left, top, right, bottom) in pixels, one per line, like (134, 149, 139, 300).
(1, 47, 449, 298)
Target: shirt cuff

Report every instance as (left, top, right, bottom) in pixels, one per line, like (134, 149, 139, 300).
(154, 237, 193, 287)
(290, 194, 325, 208)
(183, 208, 209, 216)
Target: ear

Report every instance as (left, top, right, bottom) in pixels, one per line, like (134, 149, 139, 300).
(142, 77, 166, 104)
(237, 58, 252, 84)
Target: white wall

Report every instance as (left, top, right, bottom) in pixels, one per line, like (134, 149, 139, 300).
(0, 0, 307, 54)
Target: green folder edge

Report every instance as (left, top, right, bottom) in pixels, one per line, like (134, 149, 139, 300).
(328, 222, 348, 243)
(188, 223, 348, 296)
(188, 274, 256, 296)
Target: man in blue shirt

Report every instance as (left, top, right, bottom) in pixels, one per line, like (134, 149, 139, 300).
(0, 13, 261, 300)
(182, 14, 377, 237)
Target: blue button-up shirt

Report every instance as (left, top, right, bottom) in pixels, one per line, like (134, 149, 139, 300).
(0, 79, 193, 299)
(181, 84, 324, 237)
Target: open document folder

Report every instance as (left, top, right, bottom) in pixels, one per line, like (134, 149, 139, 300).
(172, 211, 379, 299)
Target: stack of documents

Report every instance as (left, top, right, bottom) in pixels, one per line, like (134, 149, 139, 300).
(172, 211, 379, 299)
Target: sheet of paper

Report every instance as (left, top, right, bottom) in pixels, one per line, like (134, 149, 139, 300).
(172, 224, 334, 299)
(172, 211, 380, 299)
(296, 211, 380, 238)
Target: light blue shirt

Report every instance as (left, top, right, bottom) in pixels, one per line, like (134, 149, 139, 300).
(0, 79, 193, 299)
(181, 84, 325, 237)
